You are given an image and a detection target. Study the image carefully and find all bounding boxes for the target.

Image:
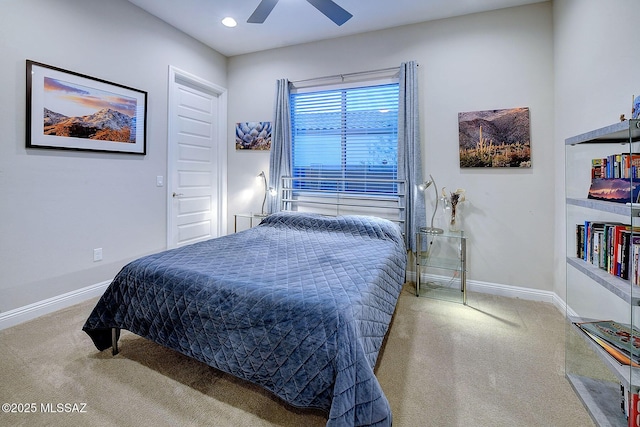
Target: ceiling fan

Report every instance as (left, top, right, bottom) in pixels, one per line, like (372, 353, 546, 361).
(247, 0, 353, 26)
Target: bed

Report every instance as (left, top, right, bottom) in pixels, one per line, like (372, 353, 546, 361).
(83, 212, 407, 426)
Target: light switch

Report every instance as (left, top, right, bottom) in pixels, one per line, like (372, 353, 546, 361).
(156, 176, 164, 187)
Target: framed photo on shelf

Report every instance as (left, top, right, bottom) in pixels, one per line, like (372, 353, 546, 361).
(588, 177, 640, 203)
(26, 60, 147, 155)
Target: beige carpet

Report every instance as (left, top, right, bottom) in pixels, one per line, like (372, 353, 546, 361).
(0, 285, 595, 426)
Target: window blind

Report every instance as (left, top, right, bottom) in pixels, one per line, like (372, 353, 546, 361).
(290, 83, 399, 195)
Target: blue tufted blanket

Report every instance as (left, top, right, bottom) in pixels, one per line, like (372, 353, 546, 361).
(83, 212, 407, 426)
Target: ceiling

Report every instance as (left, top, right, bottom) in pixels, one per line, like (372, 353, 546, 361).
(126, 0, 548, 57)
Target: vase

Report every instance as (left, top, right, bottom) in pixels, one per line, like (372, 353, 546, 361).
(449, 209, 460, 231)
(448, 202, 463, 232)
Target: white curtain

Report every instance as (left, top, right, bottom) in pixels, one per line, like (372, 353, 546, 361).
(267, 79, 292, 213)
(398, 61, 426, 252)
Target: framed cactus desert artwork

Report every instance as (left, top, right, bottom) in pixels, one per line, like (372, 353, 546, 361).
(235, 121, 272, 150)
(458, 107, 531, 168)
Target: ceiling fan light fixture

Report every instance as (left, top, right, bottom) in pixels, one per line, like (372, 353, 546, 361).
(221, 17, 237, 27)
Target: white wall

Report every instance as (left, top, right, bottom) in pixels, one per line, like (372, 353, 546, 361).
(0, 0, 227, 312)
(227, 3, 556, 292)
(4, 0, 634, 314)
(553, 0, 640, 302)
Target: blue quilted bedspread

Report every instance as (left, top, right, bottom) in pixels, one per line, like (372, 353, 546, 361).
(83, 212, 407, 426)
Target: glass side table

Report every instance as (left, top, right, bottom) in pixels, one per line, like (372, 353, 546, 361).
(416, 228, 467, 304)
(234, 213, 268, 232)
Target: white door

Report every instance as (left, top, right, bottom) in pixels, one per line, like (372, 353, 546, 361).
(168, 67, 227, 248)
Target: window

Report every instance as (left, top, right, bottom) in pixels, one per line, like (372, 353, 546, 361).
(290, 82, 399, 195)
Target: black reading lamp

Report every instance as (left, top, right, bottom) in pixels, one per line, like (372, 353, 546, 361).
(418, 174, 443, 234)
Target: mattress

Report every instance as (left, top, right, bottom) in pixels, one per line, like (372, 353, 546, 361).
(83, 212, 407, 426)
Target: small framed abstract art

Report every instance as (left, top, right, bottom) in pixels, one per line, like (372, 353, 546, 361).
(26, 60, 147, 154)
(235, 121, 272, 150)
(458, 107, 531, 168)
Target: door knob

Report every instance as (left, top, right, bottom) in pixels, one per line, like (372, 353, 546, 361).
(172, 192, 184, 198)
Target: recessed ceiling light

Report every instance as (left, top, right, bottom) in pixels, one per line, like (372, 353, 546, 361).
(222, 17, 237, 28)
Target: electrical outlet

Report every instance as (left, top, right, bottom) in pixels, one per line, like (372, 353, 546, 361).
(93, 248, 103, 262)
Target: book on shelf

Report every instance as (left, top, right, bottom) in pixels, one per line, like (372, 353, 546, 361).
(622, 383, 640, 427)
(610, 224, 627, 275)
(576, 224, 585, 260)
(622, 384, 629, 420)
(631, 391, 640, 427)
(582, 221, 608, 267)
(592, 158, 603, 179)
(621, 384, 638, 423)
(617, 226, 640, 281)
(575, 320, 640, 367)
(633, 236, 640, 287)
(618, 383, 640, 427)
(591, 154, 640, 180)
(588, 152, 640, 204)
(577, 222, 640, 282)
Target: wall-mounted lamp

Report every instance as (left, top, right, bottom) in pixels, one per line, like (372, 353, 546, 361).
(418, 174, 443, 234)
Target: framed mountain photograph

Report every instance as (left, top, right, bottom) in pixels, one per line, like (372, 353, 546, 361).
(26, 60, 147, 154)
(458, 107, 531, 168)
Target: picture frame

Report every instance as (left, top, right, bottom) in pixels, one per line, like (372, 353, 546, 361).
(235, 121, 272, 150)
(26, 60, 147, 155)
(588, 177, 640, 204)
(458, 107, 531, 168)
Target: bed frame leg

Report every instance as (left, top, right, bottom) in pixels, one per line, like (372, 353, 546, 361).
(111, 328, 120, 356)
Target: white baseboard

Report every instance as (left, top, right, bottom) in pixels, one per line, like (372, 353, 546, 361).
(1, 274, 569, 331)
(0, 280, 110, 330)
(468, 278, 567, 314)
(407, 271, 567, 315)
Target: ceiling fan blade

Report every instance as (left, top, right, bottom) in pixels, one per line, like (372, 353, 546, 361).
(247, 0, 279, 24)
(306, 0, 352, 26)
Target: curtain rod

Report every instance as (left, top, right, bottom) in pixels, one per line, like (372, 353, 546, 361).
(290, 65, 405, 86)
